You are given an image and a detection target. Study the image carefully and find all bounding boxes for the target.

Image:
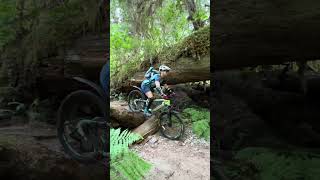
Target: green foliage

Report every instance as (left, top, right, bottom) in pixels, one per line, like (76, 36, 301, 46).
(110, 128, 142, 157)
(0, 0, 105, 92)
(112, 151, 152, 180)
(0, 0, 17, 47)
(183, 107, 210, 122)
(110, 0, 210, 88)
(110, 128, 152, 180)
(183, 107, 210, 140)
(192, 120, 210, 140)
(235, 147, 320, 180)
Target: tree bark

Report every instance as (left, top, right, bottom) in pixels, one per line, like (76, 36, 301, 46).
(118, 55, 210, 92)
(35, 34, 108, 96)
(132, 115, 159, 140)
(110, 101, 146, 128)
(110, 101, 160, 140)
(214, 0, 320, 70)
(184, 0, 204, 30)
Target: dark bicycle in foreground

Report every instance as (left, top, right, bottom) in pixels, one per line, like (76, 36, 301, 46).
(128, 86, 184, 140)
(57, 63, 109, 163)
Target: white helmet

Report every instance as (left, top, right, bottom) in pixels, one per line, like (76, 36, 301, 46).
(159, 65, 171, 72)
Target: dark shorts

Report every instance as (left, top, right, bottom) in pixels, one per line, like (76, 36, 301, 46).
(141, 80, 151, 94)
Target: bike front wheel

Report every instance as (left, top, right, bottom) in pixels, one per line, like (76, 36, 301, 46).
(159, 112, 184, 140)
(57, 90, 106, 163)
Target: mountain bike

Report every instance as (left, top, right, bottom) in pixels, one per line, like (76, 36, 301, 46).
(128, 86, 184, 140)
(57, 63, 109, 163)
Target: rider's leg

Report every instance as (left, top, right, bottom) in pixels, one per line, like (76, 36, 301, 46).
(145, 91, 154, 109)
(144, 91, 154, 116)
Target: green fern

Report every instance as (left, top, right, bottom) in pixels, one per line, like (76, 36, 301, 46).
(192, 120, 210, 140)
(235, 147, 320, 180)
(183, 107, 210, 140)
(183, 107, 210, 123)
(110, 128, 152, 180)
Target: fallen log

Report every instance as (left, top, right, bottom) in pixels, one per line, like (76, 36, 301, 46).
(120, 55, 210, 92)
(214, 0, 320, 70)
(132, 115, 159, 140)
(33, 34, 109, 97)
(110, 101, 160, 140)
(110, 101, 145, 128)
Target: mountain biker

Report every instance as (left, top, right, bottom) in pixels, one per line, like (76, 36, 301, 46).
(141, 65, 171, 116)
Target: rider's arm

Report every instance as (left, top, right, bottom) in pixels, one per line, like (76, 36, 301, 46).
(155, 81, 164, 95)
(154, 74, 165, 95)
(155, 81, 161, 88)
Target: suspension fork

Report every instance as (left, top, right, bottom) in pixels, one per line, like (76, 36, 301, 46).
(76, 118, 105, 151)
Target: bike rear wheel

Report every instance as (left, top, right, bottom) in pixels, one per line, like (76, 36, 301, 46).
(57, 90, 106, 163)
(159, 112, 184, 140)
(128, 90, 146, 112)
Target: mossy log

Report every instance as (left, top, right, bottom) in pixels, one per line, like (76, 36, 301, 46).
(114, 26, 211, 91)
(110, 101, 145, 128)
(110, 101, 160, 139)
(214, 0, 320, 70)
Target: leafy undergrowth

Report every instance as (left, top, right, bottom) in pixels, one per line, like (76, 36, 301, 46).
(110, 128, 152, 180)
(233, 147, 320, 180)
(182, 107, 210, 140)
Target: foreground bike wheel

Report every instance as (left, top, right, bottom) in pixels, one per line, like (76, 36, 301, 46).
(57, 90, 106, 163)
(159, 112, 184, 140)
(128, 90, 146, 112)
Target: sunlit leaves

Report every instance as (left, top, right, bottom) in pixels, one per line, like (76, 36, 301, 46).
(110, 0, 210, 87)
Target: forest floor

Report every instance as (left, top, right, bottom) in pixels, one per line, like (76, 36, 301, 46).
(0, 122, 105, 180)
(0, 122, 60, 151)
(132, 125, 210, 180)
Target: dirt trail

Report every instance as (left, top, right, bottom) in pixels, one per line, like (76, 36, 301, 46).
(133, 126, 210, 180)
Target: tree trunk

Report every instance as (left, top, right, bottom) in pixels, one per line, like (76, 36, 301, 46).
(110, 101, 146, 128)
(184, 0, 204, 30)
(214, 0, 320, 70)
(132, 115, 159, 140)
(36, 34, 108, 96)
(110, 101, 160, 141)
(118, 55, 210, 92)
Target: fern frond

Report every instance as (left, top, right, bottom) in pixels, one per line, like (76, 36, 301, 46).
(110, 128, 142, 158)
(110, 128, 152, 180)
(112, 151, 152, 180)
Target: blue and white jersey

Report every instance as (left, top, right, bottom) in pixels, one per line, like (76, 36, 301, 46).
(141, 73, 161, 88)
